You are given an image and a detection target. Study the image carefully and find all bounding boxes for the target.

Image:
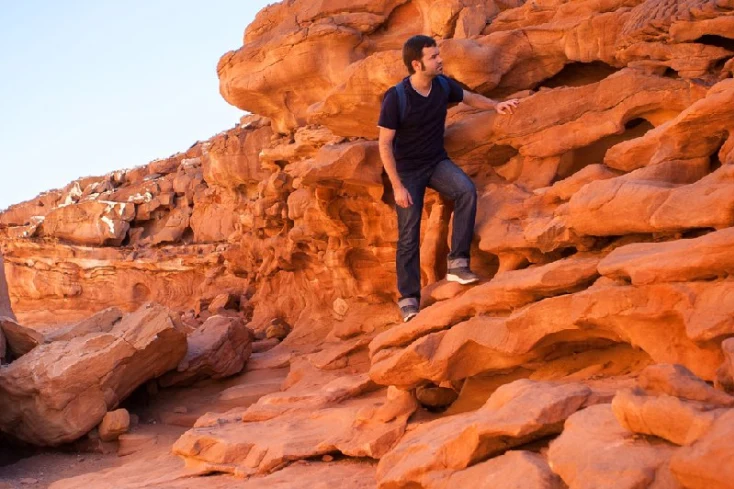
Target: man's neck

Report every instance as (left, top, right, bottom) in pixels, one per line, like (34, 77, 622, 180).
(409, 73, 434, 93)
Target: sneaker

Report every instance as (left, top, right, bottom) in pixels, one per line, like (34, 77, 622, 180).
(400, 304, 419, 323)
(446, 267, 480, 285)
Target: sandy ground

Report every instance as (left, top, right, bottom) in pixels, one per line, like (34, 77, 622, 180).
(0, 365, 290, 489)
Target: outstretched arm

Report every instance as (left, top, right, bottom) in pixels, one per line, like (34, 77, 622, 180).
(378, 126, 413, 208)
(462, 90, 519, 115)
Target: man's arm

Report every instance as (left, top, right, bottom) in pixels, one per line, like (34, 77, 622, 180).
(462, 90, 519, 114)
(378, 127, 413, 208)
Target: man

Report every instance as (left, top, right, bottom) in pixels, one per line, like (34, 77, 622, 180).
(378, 35, 519, 323)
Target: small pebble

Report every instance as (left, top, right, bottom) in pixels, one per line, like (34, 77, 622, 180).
(322, 455, 334, 462)
(20, 478, 39, 485)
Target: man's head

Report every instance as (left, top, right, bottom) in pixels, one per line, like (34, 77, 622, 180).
(403, 35, 443, 76)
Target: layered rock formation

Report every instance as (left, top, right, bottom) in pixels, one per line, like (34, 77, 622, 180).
(2, 0, 734, 487)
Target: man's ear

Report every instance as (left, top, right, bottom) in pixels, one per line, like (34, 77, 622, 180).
(411, 59, 422, 73)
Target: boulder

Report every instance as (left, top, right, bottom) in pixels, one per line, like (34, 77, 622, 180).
(612, 388, 726, 446)
(159, 315, 252, 387)
(0, 303, 186, 446)
(98, 408, 131, 442)
(670, 410, 734, 489)
(445, 451, 565, 489)
(45, 307, 124, 342)
(207, 293, 238, 314)
(38, 201, 135, 246)
(636, 364, 734, 407)
(0, 316, 43, 357)
(548, 404, 680, 489)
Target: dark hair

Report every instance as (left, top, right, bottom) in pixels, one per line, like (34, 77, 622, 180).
(403, 35, 437, 75)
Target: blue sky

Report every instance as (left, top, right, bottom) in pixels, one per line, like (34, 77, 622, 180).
(0, 1, 273, 210)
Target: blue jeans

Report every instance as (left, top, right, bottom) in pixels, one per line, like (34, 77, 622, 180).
(395, 159, 477, 307)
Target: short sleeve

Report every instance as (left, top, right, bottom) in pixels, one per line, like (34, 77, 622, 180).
(447, 77, 464, 104)
(378, 87, 399, 130)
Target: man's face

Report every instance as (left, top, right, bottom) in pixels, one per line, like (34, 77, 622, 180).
(414, 46, 443, 76)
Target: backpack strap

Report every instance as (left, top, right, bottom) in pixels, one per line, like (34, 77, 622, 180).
(436, 75, 450, 101)
(395, 78, 408, 127)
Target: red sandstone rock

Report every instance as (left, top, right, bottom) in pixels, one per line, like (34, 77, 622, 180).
(98, 408, 131, 442)
(207, 293, 237, 314)
(159, 315, 252, 387)
(548, 404, 680, 489)
(370, 281, 726, 389)
(670, 409, 734, 489)
(716, 338, 734, 394)
(1, 0, 734, 483)
(1, 240, 250, 327)
(0, 316, 43, 357)
(45, 307, 123, 342)
(39, 201, 135, 246)
(637, 364, 734, 407)
(599, 227, 734, 285)
(446, 451, 565, 489)
(376, 380, 592, 489)
(117, 433, 159, 457)
(50, 456, 377, 489)
(174, 386, 413, 477)
(370, 253, 602, 356)
(612, 388, 726, 446)
(0, 303, 186, 446)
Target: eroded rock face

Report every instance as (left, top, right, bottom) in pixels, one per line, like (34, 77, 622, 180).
(1, 0, 734, 484)
(671, 409, 734, 489)
(0, 303, 186, 446)
(370, 279, 726, 389)
(548, 404, 681, 489)
(376, 380, 593, 489)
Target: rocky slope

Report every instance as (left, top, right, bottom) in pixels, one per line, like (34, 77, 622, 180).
(2, 0, 734, 488)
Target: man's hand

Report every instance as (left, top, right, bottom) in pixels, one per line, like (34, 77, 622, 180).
(394, 185, 413, 208)
(495, 99, 519, 115)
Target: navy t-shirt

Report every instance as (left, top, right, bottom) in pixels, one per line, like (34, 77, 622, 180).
(378, 75, 464, 173)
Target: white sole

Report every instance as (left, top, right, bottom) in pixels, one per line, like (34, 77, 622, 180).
(403, 313, 417, 323)
(446, 274, 479, 285)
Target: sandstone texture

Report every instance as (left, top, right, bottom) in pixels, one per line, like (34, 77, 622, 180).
(0, 303, 186, 446)
(376, 380, 593, 488)
(1, 0, 734, 487)
(159, 315, 253, 387)
(98, 408, 131, 442)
